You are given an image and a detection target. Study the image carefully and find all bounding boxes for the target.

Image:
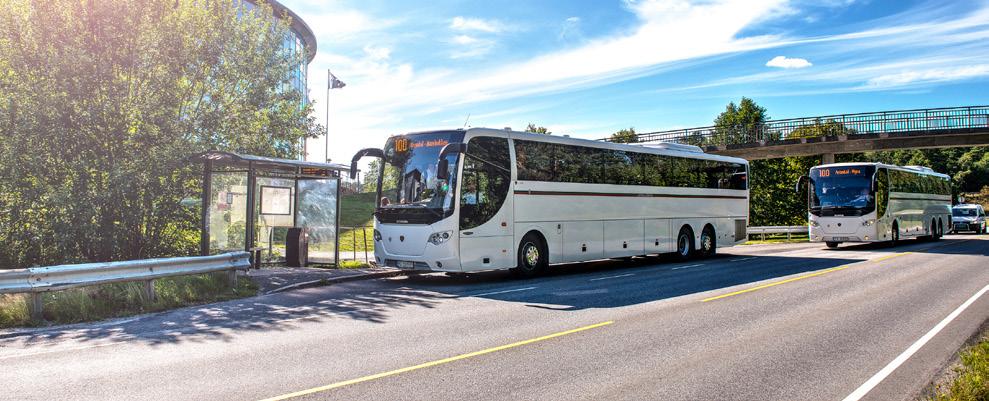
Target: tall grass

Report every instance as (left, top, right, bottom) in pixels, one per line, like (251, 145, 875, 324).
(0, 273, 257, 329)
(929, 334, 989, 401)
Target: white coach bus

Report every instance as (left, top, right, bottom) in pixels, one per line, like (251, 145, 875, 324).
(351, 128, 750, 276)
(798, 163, 952, 248)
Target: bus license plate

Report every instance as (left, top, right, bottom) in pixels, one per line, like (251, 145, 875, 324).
(832, 237, 850, 241)
(397, 260, 414, 269)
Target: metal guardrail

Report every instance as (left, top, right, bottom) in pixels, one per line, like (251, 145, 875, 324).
(602, 105, 989, 147)
(0, 252, 251, 320)
(747, 226, 808, 241)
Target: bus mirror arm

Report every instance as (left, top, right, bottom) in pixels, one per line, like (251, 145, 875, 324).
(795, 175, 810, 193)
(436, 143, 467, 180)
(350, 148, 384, 179)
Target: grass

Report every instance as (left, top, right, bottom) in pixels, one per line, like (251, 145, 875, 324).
(928, 333, 989, 401)
(337, 260, 372, 269)
(338, 192, 377, 253)
(0, 273, 258, 329)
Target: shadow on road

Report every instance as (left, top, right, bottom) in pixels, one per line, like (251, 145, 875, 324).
(821, 236, 989, 256)
(0, 286, 454, 347)
(403, 252, 864, 312)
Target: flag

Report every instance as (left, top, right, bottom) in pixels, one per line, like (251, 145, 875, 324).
(328, 70, 346, 89)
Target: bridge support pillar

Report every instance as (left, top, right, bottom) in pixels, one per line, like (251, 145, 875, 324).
(822, 153, 835, 165)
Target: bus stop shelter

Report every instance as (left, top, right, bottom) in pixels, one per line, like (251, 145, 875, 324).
(193, 151, 350, 266)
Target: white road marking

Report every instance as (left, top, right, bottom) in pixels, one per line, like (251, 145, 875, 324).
(589, 273, 635, 281)
(841, 283, 989, 401)
(672, 264, 704, 270)
(728, 257, 757, 262)
(470, 287, 538, 297)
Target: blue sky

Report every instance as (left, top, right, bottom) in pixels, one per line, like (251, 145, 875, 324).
(283, 0, 989, 164)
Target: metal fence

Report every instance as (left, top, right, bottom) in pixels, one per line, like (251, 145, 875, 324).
(602, 105, 989, 147)
(339, 225, 373, 264)
(747, 226, 808, 241)
(0, 252, 251, 320)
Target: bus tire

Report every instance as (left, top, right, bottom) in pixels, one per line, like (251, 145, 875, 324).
(674, 226, 694, 261)
(513, 233, 547, 278)
(826, 242, 839, 249)
(698, 225, 717, 258)
(932, 218, 941, 241)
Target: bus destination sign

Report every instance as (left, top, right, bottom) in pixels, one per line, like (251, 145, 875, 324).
(394, 137, 449, 153)
(818, 167, 864, 177)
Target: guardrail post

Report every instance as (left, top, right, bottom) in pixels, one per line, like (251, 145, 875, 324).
(144, 280, 157, 303)
(227, 269, 238, 288)
(30, 293, 43, 321)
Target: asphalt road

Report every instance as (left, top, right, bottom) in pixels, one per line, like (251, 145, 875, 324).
(3, 235, 989, 401)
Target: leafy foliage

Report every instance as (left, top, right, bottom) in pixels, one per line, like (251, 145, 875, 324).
(610, 127, 638, 143)
(524, 123, 551, 135)
(713, 97, 768, 145)
(789, 118, 857, 138)
(0, 0, 323, 268)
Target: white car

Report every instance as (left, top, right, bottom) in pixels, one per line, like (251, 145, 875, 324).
(951, 204, 987, 234)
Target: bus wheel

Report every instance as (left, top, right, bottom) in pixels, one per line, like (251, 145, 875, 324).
(674, 226, 694, 261)
(932, 219, 941, 241)
(699, 226, 716, 258)
(513, 233, 546, 278)
(826, 242, 839, 249)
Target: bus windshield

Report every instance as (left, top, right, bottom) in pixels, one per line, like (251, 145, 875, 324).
(809, 165, 876, 216)
(379, 132, 462, 215)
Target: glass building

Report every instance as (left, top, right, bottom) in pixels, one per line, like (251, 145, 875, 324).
(243, 0, 317, 107)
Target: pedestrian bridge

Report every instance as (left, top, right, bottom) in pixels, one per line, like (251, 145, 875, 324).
(608, 105, 989, 161)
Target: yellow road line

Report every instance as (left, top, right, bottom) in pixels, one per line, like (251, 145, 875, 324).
(701, 252, 911, 303)
(258, 321, 614, 401)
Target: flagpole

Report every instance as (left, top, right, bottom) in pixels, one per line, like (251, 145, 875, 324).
(323, 68, 333, 163)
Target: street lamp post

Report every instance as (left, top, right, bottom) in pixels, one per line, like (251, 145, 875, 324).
(325, 69, 346, 163)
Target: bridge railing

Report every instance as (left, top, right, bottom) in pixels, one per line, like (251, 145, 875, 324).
(604, 105, 989, 147)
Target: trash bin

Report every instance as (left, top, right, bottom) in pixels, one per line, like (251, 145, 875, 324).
(285, 227, 309, 267)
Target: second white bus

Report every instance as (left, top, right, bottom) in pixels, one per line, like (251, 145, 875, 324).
(799, 163, 952, 248)
(352, 127, 750, 276)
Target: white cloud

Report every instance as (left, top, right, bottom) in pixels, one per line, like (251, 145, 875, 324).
(450, 16, 506, 33)
(559, 16, 582, 41)
(865, 65, 989, 88)
(362, 45, 391, 61)
(766, 55, 813, 69)
(306, 0, 803, 163)
(451, 35, 479, 45)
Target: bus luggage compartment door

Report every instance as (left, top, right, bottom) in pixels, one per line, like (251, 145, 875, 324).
(563, 221, 603, 262)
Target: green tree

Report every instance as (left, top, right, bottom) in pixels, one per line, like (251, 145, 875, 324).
(610, 127, 638, 143)
(0, 0, 323, 268)
(525, 123, 551, 135)
(790, 118, 857, 138)
(713, 97, 768, 145)
(361, 159, 399, 193)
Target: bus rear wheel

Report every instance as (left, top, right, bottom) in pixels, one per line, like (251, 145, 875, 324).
(931, 218, 941, 241)
(513, 233, 547, 278)
(674, 226, 694, 261)
(698, 226, 716, 258)
(889, 223, 900, 247)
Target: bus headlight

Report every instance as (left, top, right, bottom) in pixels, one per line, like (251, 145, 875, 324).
(862, 219, 876, 227)
(809, 220, 820, 227)
(373, 229, 382, 242)
(428, 231, 453, 245)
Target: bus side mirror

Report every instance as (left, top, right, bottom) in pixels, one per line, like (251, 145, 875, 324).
(436, 142, 466, 180)
(795, 175, 810, 193)
(350, 148, 384, 179)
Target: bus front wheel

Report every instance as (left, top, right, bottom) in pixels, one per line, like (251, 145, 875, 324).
(513, 233, 547, 278)
(674, 226, 694, 261)
(826, 242, 840, 249)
